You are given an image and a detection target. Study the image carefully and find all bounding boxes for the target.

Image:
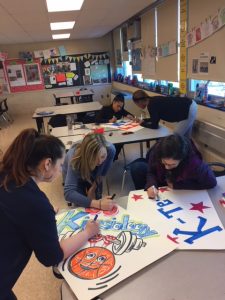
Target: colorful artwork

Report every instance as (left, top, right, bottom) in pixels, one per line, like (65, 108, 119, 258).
(56, 206, 176, 300)
(102, 120, 142, 132)
(127, 189, 225, 250)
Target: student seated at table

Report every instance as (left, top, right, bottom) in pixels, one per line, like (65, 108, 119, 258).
(130, 134, 217, 198)
(95, 94, 134, 160)
(95, 93, 134, 124)
(0, 128, 99, 300)
(132, 90, 198, 138)
(63, 133, 116, 210)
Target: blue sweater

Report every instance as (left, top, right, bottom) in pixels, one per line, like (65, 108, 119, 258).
(0, 178, 63, 299)
(63, 142, 116, 206)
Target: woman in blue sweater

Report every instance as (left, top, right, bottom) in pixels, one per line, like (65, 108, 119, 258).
(0, 129, 99, 300)
(63, 133, 116, 210)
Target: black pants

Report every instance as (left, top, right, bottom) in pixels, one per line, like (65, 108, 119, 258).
(3, 291, 17, 300)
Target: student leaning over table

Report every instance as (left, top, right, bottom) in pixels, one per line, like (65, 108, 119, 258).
(130, 134, 217, 199)
(0, 129, 99, 300)
(62, 133, 116, 210)
(132, 89, 198, 138)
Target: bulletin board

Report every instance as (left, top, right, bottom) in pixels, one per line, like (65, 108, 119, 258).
(4, 59, 44, 93)
(40, 51, 111, 89)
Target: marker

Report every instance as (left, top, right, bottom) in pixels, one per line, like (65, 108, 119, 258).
(152, 185, 160, 201)
(111, 193, 116, 200)
(93, 214, 98, 222)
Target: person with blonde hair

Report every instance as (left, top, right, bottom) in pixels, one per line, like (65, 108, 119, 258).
(0, 128, 99, 300)
(132, 89, 198, 138)
(63, 133, 116, 210)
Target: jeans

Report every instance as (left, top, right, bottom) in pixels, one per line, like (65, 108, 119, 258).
(174, 100, 198, 138)
(130, 159, 148, 189)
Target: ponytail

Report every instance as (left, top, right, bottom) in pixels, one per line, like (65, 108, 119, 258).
(0, 128, 65, 189)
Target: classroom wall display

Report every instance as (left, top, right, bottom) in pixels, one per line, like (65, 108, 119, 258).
(131, 48, 142, 72)
(56, 205, 176, 300)
(40, 52, 111, 89)
(186, 6, 225, 48)
(4, 59, 44, 93)
(127, 188, 225, 250)
(0, 61, 10, 94)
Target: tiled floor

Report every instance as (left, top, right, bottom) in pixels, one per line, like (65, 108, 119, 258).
(1, 114, 149, 300)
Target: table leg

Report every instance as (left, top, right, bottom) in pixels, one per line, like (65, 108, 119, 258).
(140, 142, 144, 158)
(36, 117, 44, 133)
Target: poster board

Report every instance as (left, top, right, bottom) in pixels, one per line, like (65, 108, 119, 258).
(4, 59, 44, 93)
(56, 205, 176, 300)
(40, 52, 111, 89)
(127, 188, 225, 250)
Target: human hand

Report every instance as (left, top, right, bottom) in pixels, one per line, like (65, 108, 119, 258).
(127, 114, 134, 120)
(109, 116, 117, 123)
(100, 196, 115, 210)
(147, 186, 159, 200)
(166, 181, 173, 189)
(85, 220, 100, 238)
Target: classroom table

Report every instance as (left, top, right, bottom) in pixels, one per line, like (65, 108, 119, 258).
(61, 176, 225, 300)
(54, 89, 94, 105)
(54, 91, 74, 105)
(50, 124, 171, 156)
(73, 88, 94, 103)
(32, 102, 102, 133)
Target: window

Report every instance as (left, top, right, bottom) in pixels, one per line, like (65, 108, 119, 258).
(190, 80, 225, 97)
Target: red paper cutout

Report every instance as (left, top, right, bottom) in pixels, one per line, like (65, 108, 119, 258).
(190, 201, 210, 213)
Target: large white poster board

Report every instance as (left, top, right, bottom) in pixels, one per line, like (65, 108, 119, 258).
(56, 205, 176, 300)
(127, 188, 225, 250)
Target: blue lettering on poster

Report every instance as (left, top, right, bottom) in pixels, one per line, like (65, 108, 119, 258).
(173, 216, 222, 244)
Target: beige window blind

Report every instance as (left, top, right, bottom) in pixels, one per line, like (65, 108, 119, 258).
(113, 28, 122, 67)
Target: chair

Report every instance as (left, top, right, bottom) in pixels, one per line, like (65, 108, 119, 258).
(121, 157, 147, 191)
(0, 98, 13, 128)
(208, 162, 225, 177)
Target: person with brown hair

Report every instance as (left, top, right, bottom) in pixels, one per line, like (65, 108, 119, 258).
(63, 133, 116, 210)
(0, 128, 99, 300)
(132, 89, 198, 137)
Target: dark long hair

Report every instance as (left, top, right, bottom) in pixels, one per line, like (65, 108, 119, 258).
(156, 134, 192, 182)
(0, 128, 65, 190)
(157, 134, 191, 161)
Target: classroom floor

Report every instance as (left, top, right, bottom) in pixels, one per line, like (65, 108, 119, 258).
(0, 114, 149, 300)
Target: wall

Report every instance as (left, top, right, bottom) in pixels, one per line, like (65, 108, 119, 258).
(1, 34, 114, 116)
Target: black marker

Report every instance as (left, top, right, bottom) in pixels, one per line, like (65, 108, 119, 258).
(111, 193, 116, 200)
(93, 214, 98, 222)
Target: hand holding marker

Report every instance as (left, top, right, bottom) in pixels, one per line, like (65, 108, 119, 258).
(152, 185, 160, 201)
(111, 193, 116, 200)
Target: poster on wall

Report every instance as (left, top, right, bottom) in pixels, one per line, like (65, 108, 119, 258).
(5, 59, 44, 93)
(6, 64, 26, 87)
(40, 52, 111, 89)
(24, 63, 42, 85)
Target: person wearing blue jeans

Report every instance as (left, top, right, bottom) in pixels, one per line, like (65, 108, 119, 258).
(132, 90, 198, 138)
(63, 133, 116, 210)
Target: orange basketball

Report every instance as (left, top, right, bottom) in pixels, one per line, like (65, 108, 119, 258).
(68, 247, 115, 280)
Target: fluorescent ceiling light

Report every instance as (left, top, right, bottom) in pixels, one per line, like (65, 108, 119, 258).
(52, 33, 70, 39)
(50, 21, 75, 30)
(46, 0, 84, 12)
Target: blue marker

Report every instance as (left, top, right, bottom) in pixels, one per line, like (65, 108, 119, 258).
(93, 214, 98, 222)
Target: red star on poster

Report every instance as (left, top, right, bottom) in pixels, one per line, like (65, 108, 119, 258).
(190, 202, 210, 213)
(132, 194, 143, 201)
(167, 235, 179, 244)
(158, 187, 169, 193)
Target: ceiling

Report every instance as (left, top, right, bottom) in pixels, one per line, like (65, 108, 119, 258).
(0, 0, 156, 45)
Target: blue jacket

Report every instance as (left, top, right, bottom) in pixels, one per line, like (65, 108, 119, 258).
(63, 142, 115, 206)
(0, 178, 63, 299)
